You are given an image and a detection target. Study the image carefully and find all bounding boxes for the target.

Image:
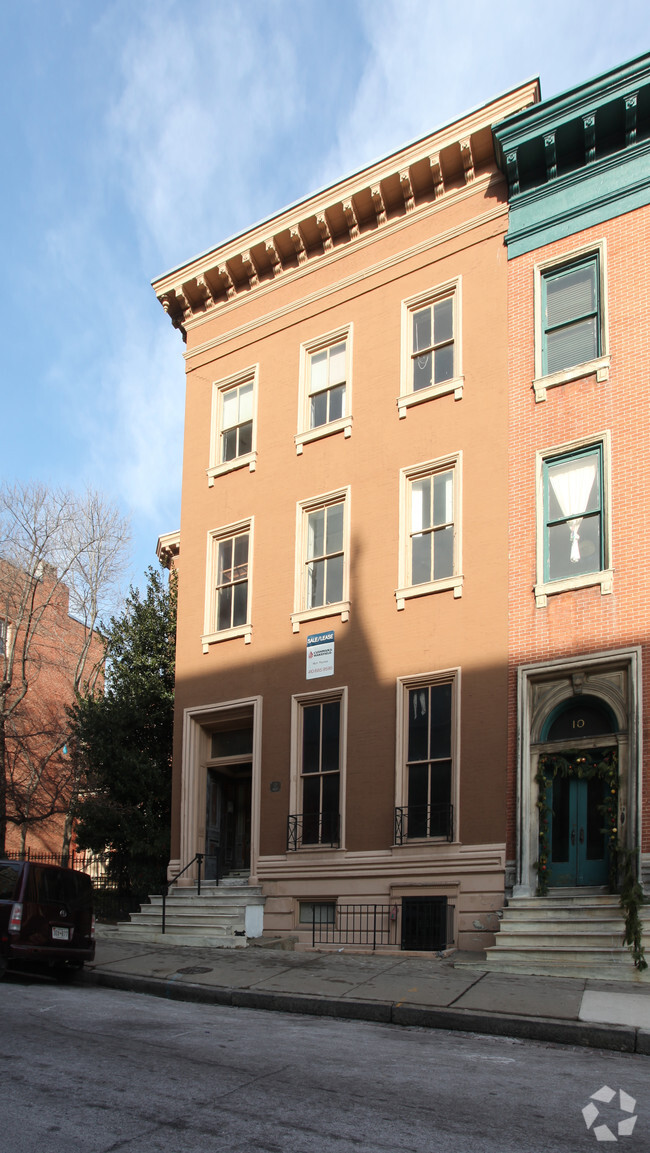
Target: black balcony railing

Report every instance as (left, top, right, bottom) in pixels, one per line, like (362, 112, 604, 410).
(310, 898, 455, 951)
(394, 802, 454, 844)
(287, 811, 340, 850)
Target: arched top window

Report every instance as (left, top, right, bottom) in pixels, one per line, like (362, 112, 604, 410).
(542, 696, 617, 742)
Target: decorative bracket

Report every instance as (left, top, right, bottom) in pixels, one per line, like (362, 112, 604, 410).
(371, 184, 387, 225)
(625, 93, 638, 146)
(196, 276, 216, 309)
(506, 150, 520, 196)
(218, 265, 235, 300)
(290, 227, 308, 265)
(343, 199, 360, 239)
(583, 114, 596, 164)
(399, 170, 415, 212)
(544, 133, 557, 181)
(460, 138, 475, 183)
(265, 240, 282, 274)
(316, 213, 333, 252)
(241, 251, 259, 288)
(429, 153, 444, 198)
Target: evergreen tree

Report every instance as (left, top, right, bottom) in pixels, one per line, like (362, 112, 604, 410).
(71, 565, 176, 895)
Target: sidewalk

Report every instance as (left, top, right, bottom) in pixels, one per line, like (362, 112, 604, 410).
(84, 934, 650, 1055)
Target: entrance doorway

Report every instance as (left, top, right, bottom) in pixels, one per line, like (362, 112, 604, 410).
(205, 765, 252, 878)
(540, 696, 616, 889)
(546, 772, 609, 886)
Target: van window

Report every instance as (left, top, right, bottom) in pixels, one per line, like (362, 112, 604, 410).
(25, 867, 93, 910)
(0, 862, 21, 900)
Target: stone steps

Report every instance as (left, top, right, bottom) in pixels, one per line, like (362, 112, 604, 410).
(462, 893, 650, 982)
(108, 879, 266, 947)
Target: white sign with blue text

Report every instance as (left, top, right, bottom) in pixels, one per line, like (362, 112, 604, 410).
(306, 631, 335, 680)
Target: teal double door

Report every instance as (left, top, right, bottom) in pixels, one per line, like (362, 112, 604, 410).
(547, 773, 609, 887)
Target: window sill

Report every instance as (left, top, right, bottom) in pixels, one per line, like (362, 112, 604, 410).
(291, 601, 350, 633)
(202, 624, 252, 652)
(295, 417, 352, 454)
(533, 356, 610, 403)
(395, 575, 463, 610)
(397, 376, 463, 418)
(392, 837, 458, 848)
(207, 452, 257, 486)
(534, 569, 613, 608)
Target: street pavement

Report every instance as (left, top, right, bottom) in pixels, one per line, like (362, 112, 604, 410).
(84, 933, 650, 1055)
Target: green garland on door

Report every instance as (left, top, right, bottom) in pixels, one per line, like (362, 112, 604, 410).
(535, 749, 618, 896)
(534, 748, 646, 971)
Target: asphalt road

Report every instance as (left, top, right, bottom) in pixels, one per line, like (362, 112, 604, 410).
(2, 974, 648, 1152)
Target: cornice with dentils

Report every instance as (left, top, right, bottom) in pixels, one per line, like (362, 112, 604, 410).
(152, 80, 540, 340)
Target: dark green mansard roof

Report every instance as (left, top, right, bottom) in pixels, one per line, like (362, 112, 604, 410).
(493, 53, 650, 257)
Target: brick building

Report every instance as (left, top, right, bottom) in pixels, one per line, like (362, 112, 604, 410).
(493, 54, 650, 916)
(1, 560, 104, 856)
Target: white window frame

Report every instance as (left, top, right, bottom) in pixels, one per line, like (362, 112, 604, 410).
(290, 685, 348, 850)
(534, 432, 612, 607)
(396, 454, 463, 608)
(399, 278, 463, 418)
(295, 324, 353, 453)
(207, 366, 258, 485)
(533, 240, 610, 402)
(291, 488, 351, 632)
(202, 518, 253, 651)
(394, 669, 460, 843)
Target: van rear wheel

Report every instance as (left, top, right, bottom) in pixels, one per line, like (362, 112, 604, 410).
(54, 962, 84, 983)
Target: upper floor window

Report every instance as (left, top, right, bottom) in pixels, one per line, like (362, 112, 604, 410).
(0, 619, 6, 658)
(296, 326, 352, 453)
(399, 280, 462, 417)
(533, 243, 609, 401)
(208, 367, 258, 485)
(535, 436, 612, 607)
(396, 455, 463, 608)
(291, 489, 350, 632)
(202, 520, 253, 650)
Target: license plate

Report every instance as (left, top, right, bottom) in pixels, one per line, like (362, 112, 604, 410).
(52, 926, 69, 941)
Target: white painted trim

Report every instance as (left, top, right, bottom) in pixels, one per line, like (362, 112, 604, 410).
(532, 238, 609, 401)
(203, 517, 253, 649)
(515, 648, 642, 896)
(295, 323, 353, 453)
(291, 487, 351, 632)
(178, 696, 263, 885)
(399, 277, 463, 416)
(534, 430, 612, 606)
(207, 364, 259, 485)
(183, 200, 506, 361)
(394, 668, 461, 840)
(396, 452, 463, 607)
(289, 685, 348, 850)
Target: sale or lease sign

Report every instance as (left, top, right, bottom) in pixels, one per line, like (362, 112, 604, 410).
(306, 631, 335, 679)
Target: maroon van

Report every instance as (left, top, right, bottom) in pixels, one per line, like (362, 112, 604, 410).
(0, 859, 95, 980)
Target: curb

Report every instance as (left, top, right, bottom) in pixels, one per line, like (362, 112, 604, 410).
(82, 968, 645, 1053)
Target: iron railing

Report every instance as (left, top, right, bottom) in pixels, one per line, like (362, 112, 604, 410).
(287, 812, 340, 850)
(394, 803, 454, 844)
(310, 898, 455, 951)
(161, 850, 221, 933)
(3, 849, 157, 923)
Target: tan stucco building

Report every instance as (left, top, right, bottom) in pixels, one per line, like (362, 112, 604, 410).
(154, 80, 538, 951)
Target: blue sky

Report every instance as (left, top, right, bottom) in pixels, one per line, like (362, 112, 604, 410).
(2, 0, 648, 593)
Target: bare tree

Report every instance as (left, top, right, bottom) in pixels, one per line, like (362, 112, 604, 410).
(0, 481, 130, 856)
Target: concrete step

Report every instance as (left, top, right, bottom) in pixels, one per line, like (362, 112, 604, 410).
(491, 930, 627, 948)
(108, 924, 247, 948)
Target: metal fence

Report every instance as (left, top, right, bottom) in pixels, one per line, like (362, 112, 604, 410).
(3, 849, 163, 923)
(311, 898, 455, 951)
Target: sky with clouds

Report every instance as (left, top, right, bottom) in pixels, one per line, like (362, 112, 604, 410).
(2, 0, 648, 593)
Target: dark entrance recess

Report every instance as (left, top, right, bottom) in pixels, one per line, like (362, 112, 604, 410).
(205, 764, 252, 878)
(401, 896, 449, 951)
